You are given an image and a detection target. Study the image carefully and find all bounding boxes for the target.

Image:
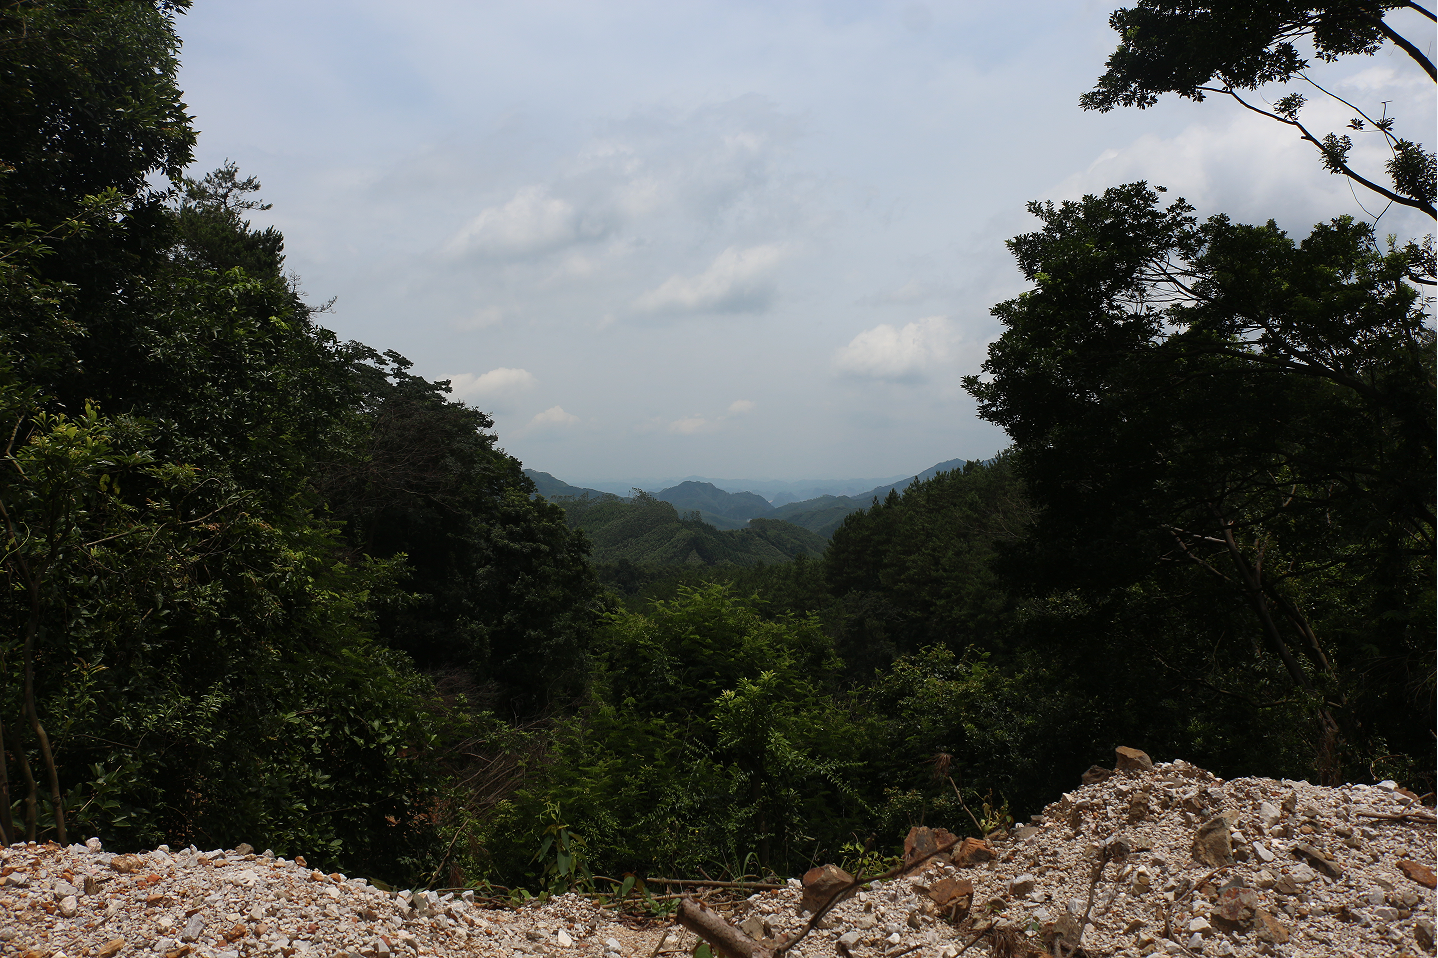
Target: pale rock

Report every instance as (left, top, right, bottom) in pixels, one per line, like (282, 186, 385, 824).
(181, 913, 205, 942)
(556, 929, 574, 948)
(1008, 874, 1036, 897)
(59, 895, 79, 917)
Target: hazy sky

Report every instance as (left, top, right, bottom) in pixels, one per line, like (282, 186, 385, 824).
(173, 2, 1434, 482)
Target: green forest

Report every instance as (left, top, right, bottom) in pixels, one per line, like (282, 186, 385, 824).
(0, 0, 1432, 895)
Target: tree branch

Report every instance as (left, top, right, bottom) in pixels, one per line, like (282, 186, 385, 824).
(1367, 14, 1436, 79)
(1202, 86, 1436, 219)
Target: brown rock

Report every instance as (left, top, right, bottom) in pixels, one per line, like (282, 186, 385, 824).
(903, 826, 958, 866)
(1399, 859, 1438, 889)
(800, 864, 855, 914)
(925, 877, 973, 908)
(1291, 842, 1342, 879)
(952, 837, 996, 867)
(1081, 765, 1113, 785)
(96, 940, 125, 958)
(1211, 887, 1260, 931)
(109, 855, 142, 874)
(1114, 747, 1153, 772)
(1192, 812, 1238, 867)
(1253, 909, 1290, 944)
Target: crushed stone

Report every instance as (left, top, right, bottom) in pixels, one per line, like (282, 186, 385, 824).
(0, 757, 1432, 958)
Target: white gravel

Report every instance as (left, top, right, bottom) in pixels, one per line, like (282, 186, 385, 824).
(1, 758, 1432, 958)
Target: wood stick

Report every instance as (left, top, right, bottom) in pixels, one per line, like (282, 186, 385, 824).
(677, 898, 772, 958)
(647, 879, 786, 890)
(1355, 810, 1436, 823)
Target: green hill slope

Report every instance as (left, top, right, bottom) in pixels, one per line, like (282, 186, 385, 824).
(657, 480, 774, 522)
(554, 493, 825, 565)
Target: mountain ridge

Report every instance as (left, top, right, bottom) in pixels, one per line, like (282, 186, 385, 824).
(524, 457, 971, 539)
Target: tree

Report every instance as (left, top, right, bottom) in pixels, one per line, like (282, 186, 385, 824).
(965, 182, 1434, 784)
(1082, 1, 1437, 225)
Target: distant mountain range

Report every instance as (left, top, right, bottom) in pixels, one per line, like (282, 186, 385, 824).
(524, 457, 969, 540)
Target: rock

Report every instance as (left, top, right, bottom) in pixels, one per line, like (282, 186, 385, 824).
(740, 916, 772, 941)
(97, 939, 125, 958)
(1253, 909, 1290, 944)
(801, 864, 856, 914)
(925, 877, 973, 921)
(604, 938, 622, 953)
(1212, 886, 1261, 932)
(1257, 801, 1281, 828)
(1013, 825, 1041, 840)
(1081, 765, 1113, 785)
(836, 931, 861, 955)
(1290, 863, 1317, 883)
(1251, 840, 1274, 863)
(53, 880, 80, 899)
(1008, 874, 1036, 898)
(110, 854, 143, 874)
(1292, 841, 1342, 878)
(85, 837, 103, 853)
(58, 895, 78, 917)
(1415, 916, 1435, 951)
(233, 843, 254, 855)
(1115, 747, 1153, 772)
(1399, 858, 1438, 889)
(903, 826, 958, 866)
(556, 929, 574, 948)
(1192, 813, 1238, 866)
(952, 837, 995, 867)
(180, 914, 205, 942)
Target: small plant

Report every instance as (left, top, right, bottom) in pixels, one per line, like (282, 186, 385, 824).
(532, 802, 592, 894)
(978, 791, 1013, 837)
(839, 839, 902, 878)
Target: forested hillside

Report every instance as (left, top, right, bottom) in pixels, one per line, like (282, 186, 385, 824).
(1, 0, 1430, 899)
(553, 492, 826, 564)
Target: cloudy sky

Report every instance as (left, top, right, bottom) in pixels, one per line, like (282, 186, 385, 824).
(174, 1, 1434, 484)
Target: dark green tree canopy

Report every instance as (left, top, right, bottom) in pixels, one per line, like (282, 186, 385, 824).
(965, 181, 1434, 782)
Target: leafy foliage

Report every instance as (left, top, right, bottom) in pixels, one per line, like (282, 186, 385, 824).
(965, 182, 1434, 784)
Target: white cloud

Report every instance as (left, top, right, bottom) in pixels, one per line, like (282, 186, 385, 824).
(528, 405, 580, 429)
(668, 415, 714, 435)
(727, 399, 755, 415)
(634, 244, 788, 314)
(834, 316, 953, 382)
(444, 186, 602, 258)
(445, 367, 537, 402)
(452, 306, 503, 330)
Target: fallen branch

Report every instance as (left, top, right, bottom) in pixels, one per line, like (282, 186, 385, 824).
(646, 878, 785, 891)
(1355, 810, 1437, 824)
(679, 834, 969, 958)
(677, 899, 771, 958)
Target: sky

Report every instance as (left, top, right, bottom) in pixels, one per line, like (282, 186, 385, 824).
(173, 1, 1435, 484)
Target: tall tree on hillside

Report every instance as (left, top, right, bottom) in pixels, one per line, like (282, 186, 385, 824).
(966, 182, 1434, 783)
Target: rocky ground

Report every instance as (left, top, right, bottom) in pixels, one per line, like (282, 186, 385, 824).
(1, 753, 1432, 958)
